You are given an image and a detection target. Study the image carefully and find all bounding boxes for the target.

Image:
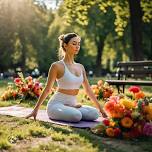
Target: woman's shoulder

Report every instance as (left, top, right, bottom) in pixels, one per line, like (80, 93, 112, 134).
(50, 60, 64, 69)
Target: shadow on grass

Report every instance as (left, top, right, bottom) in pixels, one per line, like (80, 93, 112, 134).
(39, 120, 152, 152)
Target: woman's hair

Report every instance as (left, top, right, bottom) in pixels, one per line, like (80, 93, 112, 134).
(58, 32, 79, 59)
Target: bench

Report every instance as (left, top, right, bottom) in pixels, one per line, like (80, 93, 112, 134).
(106, 61, 152, 93)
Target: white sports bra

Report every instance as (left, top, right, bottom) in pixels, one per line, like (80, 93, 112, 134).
(56, 60, 84, 89)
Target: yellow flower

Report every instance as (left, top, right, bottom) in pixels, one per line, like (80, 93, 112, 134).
(120, 98, 135, 109)
(109, 121, 116, 127)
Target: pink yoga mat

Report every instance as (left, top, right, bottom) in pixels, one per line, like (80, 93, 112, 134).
(0, 105, 103, 128)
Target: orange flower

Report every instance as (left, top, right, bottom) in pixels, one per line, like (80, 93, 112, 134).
(106, 128, 115, 137)
(121, 117, 133, 128)
(109, 121, 116, 127)
(103, 91, 111, 98)
(97, 80, 103, 86)
(111, 110, 124, 118)
(135, 91, 145, 99)
(143, 105, 151, 113)
(110, 104, 124, 118)
(94, 88, 99, 95)
(91, 85, 98, 89)
(104, 100, 115, 112)
(146, 113, 152, 121)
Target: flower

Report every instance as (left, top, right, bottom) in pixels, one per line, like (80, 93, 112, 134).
(121, 117, 133, 128)
(102, 119, 110, 126)
(97, 80, 103, 86)
(90, 80, 113, 100)
(114, 128, 121, 137)
(1, 72, 44, 101)
(104, 100, 115, 113)
(135, 91, 145, 99)
(120, 98, 135, 109)
(143, 123, 152, 136)
(131, 111, 140, 119)
(91, 86, 152, 139)
(106, 128, 115, 137)
(128, 86, 141, 93)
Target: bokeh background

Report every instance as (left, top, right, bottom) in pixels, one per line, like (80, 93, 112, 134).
(0, 0, 151, 77)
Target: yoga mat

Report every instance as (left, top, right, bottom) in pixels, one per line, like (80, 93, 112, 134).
(0, 105, 103, 128)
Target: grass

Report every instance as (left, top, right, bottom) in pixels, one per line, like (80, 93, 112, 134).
(0, 78, 152, 152)
(1, 115, 152, 152)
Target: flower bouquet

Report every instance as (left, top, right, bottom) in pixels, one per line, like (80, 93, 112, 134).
(85, 80, 114, 100)
(0, 73, 43, 101)
(91, 86, 152, 138)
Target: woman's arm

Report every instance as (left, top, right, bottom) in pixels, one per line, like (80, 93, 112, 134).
(81, 65, 106, 117)
(26, 63, 57, 120)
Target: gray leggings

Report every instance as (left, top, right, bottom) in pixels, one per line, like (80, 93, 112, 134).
(46, 92, 99, 122)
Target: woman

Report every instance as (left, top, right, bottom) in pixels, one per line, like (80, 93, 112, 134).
(26, 33, 106, 122)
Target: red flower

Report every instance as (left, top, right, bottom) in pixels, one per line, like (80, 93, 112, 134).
(21, 87, 28, 92)
(103, 119, 110, 126)
(14, 78, 22, 84)
(114, 128, 121, 137)
(28, 83, 33, 89)
(128, 86, 141, 93)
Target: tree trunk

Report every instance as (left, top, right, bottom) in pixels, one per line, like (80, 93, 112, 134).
(128, 0, 143, 60)
(95, 36, 104, 76)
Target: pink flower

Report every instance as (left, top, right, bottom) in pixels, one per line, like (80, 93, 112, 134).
(143, 123, 152, 136)
(128, 86, 141, 93)
(109, 96, 120, 103)
(34, 82, 40, 88)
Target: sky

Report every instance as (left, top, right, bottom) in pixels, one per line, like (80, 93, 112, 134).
(36, 0, 61, 9)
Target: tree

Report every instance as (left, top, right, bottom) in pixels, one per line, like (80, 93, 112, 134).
(0, 0, 51, 73)
(64, 0, 152, 62)
(64, 0, 115, 75)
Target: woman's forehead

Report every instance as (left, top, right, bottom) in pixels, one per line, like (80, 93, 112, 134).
(69, 37, 81, 43)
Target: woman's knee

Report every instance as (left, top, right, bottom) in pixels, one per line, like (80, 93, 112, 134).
(89, 109, 99, 120)
(79, 106, 99, 120)
(70, 110, 82, 122)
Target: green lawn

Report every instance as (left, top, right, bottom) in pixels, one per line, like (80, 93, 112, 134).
(0, 78, 152, 152)
(1, 115, 152, 152)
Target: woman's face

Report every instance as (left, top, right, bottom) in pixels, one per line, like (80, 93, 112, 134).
(64, 36, 81, 55)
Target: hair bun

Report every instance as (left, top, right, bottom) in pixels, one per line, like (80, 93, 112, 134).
(58, 34, 64, 42)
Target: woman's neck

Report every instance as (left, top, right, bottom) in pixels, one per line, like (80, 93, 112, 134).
(63, 54, 75, 65)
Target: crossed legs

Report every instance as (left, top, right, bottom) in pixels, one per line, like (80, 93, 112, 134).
(47, 103, 99, 122)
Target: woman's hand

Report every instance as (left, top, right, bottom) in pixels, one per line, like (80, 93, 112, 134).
(25, 109, 38, 121)
(74, 104, 82, 108)
(64, 103, 82, 108)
